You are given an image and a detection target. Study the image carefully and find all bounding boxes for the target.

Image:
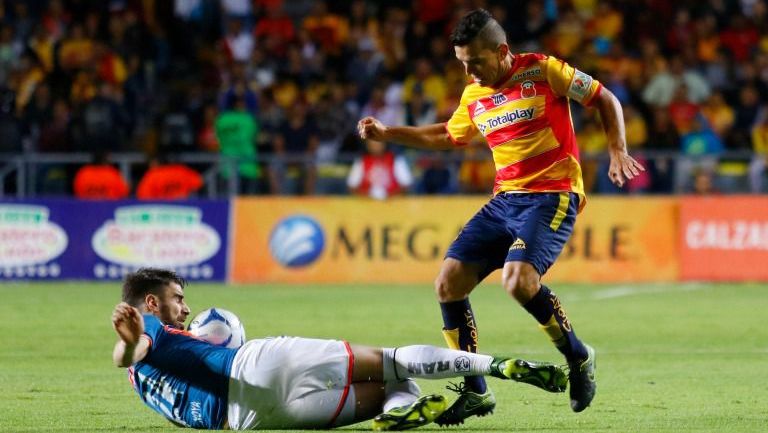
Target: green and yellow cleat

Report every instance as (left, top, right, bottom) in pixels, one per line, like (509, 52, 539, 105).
(372, 394, 447, 431)
(434, 382, 496, 427)
(490, 358, 568, 393)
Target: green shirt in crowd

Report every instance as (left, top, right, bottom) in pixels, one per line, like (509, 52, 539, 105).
(215, 110, 260, 178)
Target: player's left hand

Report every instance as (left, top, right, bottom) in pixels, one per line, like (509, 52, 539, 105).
(608, 151, 645, 188)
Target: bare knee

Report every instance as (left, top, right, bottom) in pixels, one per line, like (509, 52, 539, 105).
(502, 262, 540, 304)
(434, 259, 480, 302)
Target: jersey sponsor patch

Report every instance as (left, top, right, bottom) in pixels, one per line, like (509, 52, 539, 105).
(477, 108, 536, 135)
(567, 69, 593, 103)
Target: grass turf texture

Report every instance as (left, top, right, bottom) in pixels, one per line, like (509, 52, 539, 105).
(1, 282, 766, 432)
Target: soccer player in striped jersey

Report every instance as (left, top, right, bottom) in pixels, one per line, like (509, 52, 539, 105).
(358, 8, 644, 425)
(112, 268, 567, 430)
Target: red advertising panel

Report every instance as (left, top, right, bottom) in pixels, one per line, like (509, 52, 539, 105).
(680, 196, 768, 281)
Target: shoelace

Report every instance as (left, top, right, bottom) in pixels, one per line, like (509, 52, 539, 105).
(444, 381, 471, 395)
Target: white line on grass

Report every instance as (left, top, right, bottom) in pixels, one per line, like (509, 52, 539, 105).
(592, 283, 708, 300)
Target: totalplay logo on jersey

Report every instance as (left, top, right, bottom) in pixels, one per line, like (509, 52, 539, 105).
(478, 107, 535, 135)
(269, 215, 325, 268)
(91, 205, 221, 269)
(0, 205, 67, 277)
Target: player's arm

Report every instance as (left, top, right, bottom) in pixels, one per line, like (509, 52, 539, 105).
(357, 118, 455, 151)
(591, 87, 645, 187)
(111, 302, 150, 368)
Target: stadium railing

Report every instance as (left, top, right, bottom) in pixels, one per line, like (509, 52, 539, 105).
(0, 150, 760, 198)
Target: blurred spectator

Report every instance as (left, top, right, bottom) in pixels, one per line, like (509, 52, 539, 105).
(589, 1, 624, 55)
(314, 84, 358, 163)
(136, 156, 203, 200)
(404, 86, 437, 127)
(676, 114, 725, 192)
(197, 104, 220, 152)
(14, 52, 45, 115)
(221, 19, 254, 63)
(401, 58, 447, 115)
(0, 26, 21, 84)
(347, 139, 413, 200)
(730, 85, 762, 149)
(0, 83, 22, 153)
(221, 0, 253, 20)
(37, 99, 72, 153)
(749, 109, 768, 192)
(254, 4, 295, 57)
(361, 85, 403, 128)
(214, 97, 260, 194)
(345, 37, 384, 104)
(76, 82, 129, 152)
(719, 13, 760, 63)
(547, 8, 584, 58)
(701, 91, 735, 138)
(158, 96, 195, 154)
(642, 57, 711, 107)
(302, 0, 348, 57)
(219, 62, 258, 113)
(668, 84, 701, 135)
(457, 144, 495, 194)
(28, 25, 55, 73)
(645, 108, 680, 193)
(270, 104, 318, 195)
(691, 167, 719, 195)
(73, 152, 130, 199)
(58, 23, 95, 71)
(417, 157, 456, 195)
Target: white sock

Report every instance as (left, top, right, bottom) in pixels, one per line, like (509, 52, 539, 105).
(382, 345, 493, 381)
(383, 379, 420, 412)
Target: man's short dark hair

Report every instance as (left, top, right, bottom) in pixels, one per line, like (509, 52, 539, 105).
(122, 268, 186, 307)
(450, 9, 507, 49)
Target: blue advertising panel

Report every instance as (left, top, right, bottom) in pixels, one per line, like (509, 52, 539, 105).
(0, 199, 230, 281)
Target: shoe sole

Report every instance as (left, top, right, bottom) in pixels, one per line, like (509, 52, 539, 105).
(372, 395, 447, 431)
(509, 359, 568, 393)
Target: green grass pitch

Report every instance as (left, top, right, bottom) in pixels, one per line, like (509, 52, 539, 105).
(1, 281, 767, 432)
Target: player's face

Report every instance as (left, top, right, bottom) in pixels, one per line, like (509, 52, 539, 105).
(155, 282, 190, 329)
(455, 40, 506, 87)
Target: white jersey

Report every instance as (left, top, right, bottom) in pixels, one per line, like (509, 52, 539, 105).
(227, 336, 356, 430)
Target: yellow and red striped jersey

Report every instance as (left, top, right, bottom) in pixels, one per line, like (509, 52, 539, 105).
(446, 53, 602, 210)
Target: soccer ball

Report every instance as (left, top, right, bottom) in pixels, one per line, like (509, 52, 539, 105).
(187, 307, 246, 349)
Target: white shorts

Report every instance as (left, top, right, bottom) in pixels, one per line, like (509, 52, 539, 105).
(227, 337, 356, 430)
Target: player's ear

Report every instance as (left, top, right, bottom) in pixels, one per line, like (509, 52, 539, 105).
(497, 43, 509, 60)
(144, 294, 159, 313)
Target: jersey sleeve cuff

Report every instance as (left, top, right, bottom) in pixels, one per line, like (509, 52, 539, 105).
(583, 83, 603, 107)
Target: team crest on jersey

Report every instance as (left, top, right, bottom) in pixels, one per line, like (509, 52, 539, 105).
(520, 80, 536, 99)
(490, 93, 507, 106)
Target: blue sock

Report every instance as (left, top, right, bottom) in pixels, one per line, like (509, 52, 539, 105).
(523, 285, 588, 363)
(440, 299, 487, 393)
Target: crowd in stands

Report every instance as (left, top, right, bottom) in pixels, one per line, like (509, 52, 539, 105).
(0, 0, 767, 198)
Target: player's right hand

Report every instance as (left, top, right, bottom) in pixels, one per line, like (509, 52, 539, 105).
(112, 302, 144, 346)
(357, 116, 386, 140)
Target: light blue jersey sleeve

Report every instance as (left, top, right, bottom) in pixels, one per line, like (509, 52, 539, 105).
(126, 315, 238, 429)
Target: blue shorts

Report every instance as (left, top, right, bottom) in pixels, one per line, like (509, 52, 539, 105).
(445, 192, 578, 280)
